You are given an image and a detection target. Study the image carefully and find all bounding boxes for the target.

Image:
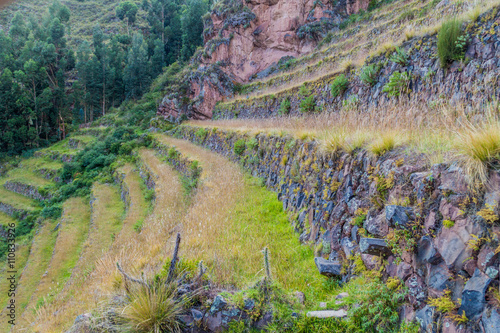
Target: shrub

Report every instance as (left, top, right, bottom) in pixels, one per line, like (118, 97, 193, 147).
(247, 137, 258, 150)
(299, 95, 316, 113)
(437, 18, 466, 68)
(360, 64, 379, 86)
(195, 128, 208, 140)
(389, 47, 408, 66)
(234, 139, 246, 155)
(330, 74, 349, 98)
(382, 71, 411, 97)
(346, 276, 406, 332)
(278, 97, 291, 115)
(298, 84, 310, 97)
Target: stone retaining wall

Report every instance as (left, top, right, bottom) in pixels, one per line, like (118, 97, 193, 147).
(170, 125, 500, 331)
(3, 181, 51, 201)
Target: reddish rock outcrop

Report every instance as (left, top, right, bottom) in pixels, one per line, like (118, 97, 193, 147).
(158, 0, 364, 120)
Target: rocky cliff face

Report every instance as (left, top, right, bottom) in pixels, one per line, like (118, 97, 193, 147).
(213, 7, 500, 119)
(158, 0, 369, 120)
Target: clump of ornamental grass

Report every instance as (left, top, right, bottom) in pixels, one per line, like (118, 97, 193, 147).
(119, 281, 189, 333)
(454, 121, 500, 185)
(368, 131, 402, 156)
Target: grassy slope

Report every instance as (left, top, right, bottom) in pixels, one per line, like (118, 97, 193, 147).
(155, 135, 326, 298)
(0, 0, 148, 45)
(4, 166, 52, 188)
(0, 213, 32, 311)
(113, 164, 149, 244)
(0, 186, 39, 211)
(36, 135, 96, 156)
(29, 183, 124, 332)
(20, 157, 63, 175)
(0, 218, 59, 332)
(17, 197, 91, 327)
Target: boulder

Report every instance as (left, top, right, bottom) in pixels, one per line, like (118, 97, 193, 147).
(210, 295, 228, 314)
(306, 310, 348, 318)
(477, 245, 498, 273)
(359, 237, 392, 257)
(385, 205, 414, 228)
(482, 308, 500, 333)
(427, 262, 452, 292)
(416, 305, 435, 332)
(458, 269, 492, 320)
(314, 257, 342, 277)
(417, 236, 442, 265)
(364, 211, 389, 237)
(341, 237, 357, 257)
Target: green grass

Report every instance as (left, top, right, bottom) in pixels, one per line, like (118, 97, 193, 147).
(0, 229, 32, 318)
(23, 197, 91, 312)
(222, 176, 326, 301)
(0, 186, 40, 211)
(20, 157, 64, 174)
(35, 135, 96, 158)
(0, 218, 59, 330)
(0, 211, 16, 227)
(3, 166, 53, 188)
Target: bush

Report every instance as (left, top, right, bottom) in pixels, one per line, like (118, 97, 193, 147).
(382, 71, 411, 97)
(299, 95, 316, 113)
(234, 139, 246, 155)
(330, 74, 349, 98)
(278, 98, 291, 115)
(298, 84, 310, 97)
(389, 47, 408, 66)
(346, 277, 406, 332)
(437, 18, 466, 68)
(360, 64, 379, 86)
(195, 127, 208, 140)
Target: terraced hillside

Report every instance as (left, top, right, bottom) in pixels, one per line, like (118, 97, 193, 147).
(3, 0, 500, 332)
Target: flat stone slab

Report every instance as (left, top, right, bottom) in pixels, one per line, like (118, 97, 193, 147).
(359, 237, 392, 256)
(306, 310, 348, 318)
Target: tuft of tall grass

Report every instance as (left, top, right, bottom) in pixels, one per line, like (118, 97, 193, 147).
(368, 132, 401, 156)
(454, 121, 500, 184)
(120, 282, 187, 333)
(437, 18, 465, 68)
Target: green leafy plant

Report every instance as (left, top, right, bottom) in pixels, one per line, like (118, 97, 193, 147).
(234, 139, 246, 155)
(389, 47, 409, 66)
(382, 71, 411, 97)
(299, 95, 317, 113)
(360, 64, 380, 86)
(247, 137, 258, 150)
(278, 97, 291, 115)
(298, 84, 311, 97)
(437, 18, 466, 67)
(443, 219, 455, 228)
(330, 74, 349, 98)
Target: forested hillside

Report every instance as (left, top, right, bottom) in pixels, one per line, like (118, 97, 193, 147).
(0, 0, 209, 155)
